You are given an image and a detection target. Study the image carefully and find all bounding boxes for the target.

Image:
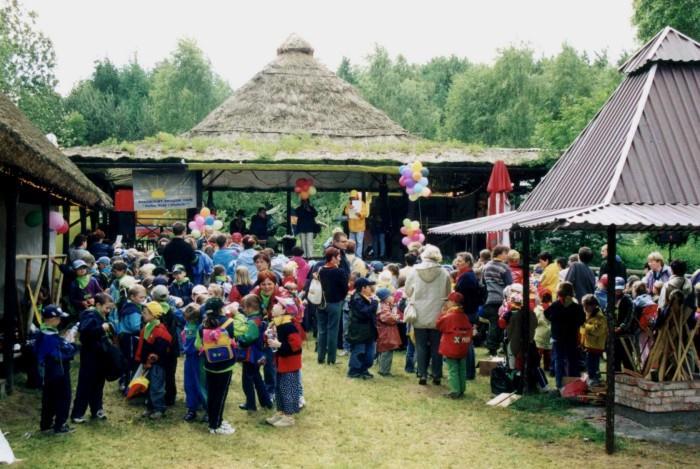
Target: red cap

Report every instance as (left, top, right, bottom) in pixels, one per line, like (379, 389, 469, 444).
(447, 291, 464, 303)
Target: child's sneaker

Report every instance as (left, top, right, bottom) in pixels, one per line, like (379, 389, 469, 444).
(71, 416, 86, 424)
(299, 396, 306, 409)
(149, 411, 164, 420)
(94, 409, 107, 420)
(183, 411, 197, 422)
(54, 424, 75, 434)
(141, 410, 152, 418)
(272, 414, 295, 427)
(209, 425, 235, 435)
(220, 420, 234, 431)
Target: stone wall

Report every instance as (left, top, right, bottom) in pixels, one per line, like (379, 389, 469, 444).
(615, 374, 700, 413)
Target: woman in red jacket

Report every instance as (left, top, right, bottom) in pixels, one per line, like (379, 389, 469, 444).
(436, 292, 473, 399)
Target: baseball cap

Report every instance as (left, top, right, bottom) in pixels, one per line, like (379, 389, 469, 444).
(354, 278, 376, 290)
(42, 304, 69, 319)
(192, 285, 208, 297)
(172, 264, 186, 274)
(447, 291, 464, 304)
(615, 277, 625, 291)
(72, 259, 88, 270)
(370, 261, 384, 273)
(96, 256, 111, 266)
(151, 285, 169, 302)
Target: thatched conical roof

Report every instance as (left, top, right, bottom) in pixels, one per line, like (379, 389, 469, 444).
(189, 34, 410, 141)
(0, 93, 112, 208)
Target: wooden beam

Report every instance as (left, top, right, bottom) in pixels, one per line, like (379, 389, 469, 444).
(41, 197, 50, 288)
(3, 177, 18, 394)
(605, 225, 617, 454)
(187, 162, 399, 175)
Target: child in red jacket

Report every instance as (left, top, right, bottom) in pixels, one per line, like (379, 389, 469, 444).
(265, 297, 303, 428)
(135, 301, 172, 419)
(375, 288, 401, 376)
(436, 292, 473, 399)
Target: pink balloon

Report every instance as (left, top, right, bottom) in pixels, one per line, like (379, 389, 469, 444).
(194, 215, 204, 225)
(423, 188, 432, 198)
(402, 237, 410, 246)
(400, 227, 408, 235)
(418, 233, 425, 243)
(48, 211, 63, 231)
(188, 221, 198, 230)
(411, 232, 421, 242)
(406, 187, 414, 195)
(57, 220, 69, 235)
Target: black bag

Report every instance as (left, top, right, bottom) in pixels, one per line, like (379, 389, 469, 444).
(490, 363, 522, 395)
(478, 277, 488, 306)
(100, 336, 127, 382)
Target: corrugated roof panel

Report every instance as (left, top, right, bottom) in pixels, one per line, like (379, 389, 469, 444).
(520, 72, 647, 211)
(613, 65, 700, 204)
(621, 27, 700, 74)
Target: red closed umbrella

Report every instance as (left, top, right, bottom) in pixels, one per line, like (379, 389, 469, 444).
(486, 160, 512, 249)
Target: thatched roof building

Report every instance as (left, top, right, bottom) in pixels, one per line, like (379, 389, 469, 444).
(0, 93, 111, 208)
(190, 34, 409, 141)
(67, 34, 545, 193)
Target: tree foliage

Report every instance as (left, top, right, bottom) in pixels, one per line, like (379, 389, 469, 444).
(632, 0, 700, 42)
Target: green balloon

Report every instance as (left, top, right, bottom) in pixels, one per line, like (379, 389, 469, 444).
(25, 210, 42, 227)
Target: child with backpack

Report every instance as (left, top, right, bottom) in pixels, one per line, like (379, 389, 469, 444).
(436, 292, 473, 399)
(580, 294, 608, 387)
(197, 297, 236, 435)
(237, 294, 273, 412)
(135, 301, 172, 419)
(375, 288, 401, 376)
(182, 303, 207, 422)
(265, 298, 304, 428)
(35, 305, 77, 434)
(117, 284, 146, 394)
(71, 293, 114, 423)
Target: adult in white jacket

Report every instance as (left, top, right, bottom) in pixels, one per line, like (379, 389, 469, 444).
(405, 245, 452, 386)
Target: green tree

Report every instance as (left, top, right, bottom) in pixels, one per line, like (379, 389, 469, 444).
(632, 0, 700, 42)
(150, 38, 231, 134)
(337, 56, 357, 85)
(421, 55, 470, 125)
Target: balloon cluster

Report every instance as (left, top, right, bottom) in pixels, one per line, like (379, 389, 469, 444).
(398, 161, 431, 201)
(25, 210, 69, 234)
(294, 178, 317, 200)
(188, 207, 223, 239)
(400, 218, 425, 247)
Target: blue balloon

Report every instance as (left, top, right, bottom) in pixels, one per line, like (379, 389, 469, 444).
(205, 215, 215, 225)
(399, 165, 407, 174)
(419, 177, 428, 186)
(413, 183, 424, 193)
(421, 168, 429, 177)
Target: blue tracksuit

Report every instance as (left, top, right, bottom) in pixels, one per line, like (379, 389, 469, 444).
(35, 326, 76, 431)
(182, 322, 207, 412)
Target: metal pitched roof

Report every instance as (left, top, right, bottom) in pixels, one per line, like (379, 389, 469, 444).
(620, 26, 700, 75)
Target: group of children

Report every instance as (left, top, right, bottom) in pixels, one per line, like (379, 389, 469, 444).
(37, 233, 309, 436)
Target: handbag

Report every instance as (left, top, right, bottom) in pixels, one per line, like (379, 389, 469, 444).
(308, 269, 324, 306)
(403, 301, 418, 324)
(99, 335, 127, 382)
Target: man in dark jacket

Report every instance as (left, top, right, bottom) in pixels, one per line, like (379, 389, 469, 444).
(454, 252, 480, 379)
(295, 199, 318, 258)
(482, 245, 513, 356)
(347, 278, 378, 379)
(545, 281, 585, 389)
(565, 246, 597, 302)
(613, 277, 636, 372)
(332, 231, 351, 276)
(599, 244, 627, 282)
(163, 222, 195, 277)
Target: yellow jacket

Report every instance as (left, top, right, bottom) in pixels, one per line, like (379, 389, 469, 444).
(344, 200, 369, 233)
(580, 311, 607, 352)
(539, 262, 560, 296)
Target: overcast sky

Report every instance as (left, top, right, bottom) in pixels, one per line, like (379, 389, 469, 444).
(21, 0, 639, 96)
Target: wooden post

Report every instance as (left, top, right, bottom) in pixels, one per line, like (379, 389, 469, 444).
(41, 198, 51, 288)
(207, 189, 214, 210)
(3, 178, 18, 394)
(195, 171, 204, 208)
(62, 205, 70, 256)
(605, 225, 617, 454)
(79, 206, 87, 234)
(521, 229, 531, 393)
(286, 190, 292, 235)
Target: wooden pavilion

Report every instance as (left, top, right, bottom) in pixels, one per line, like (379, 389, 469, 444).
(65, 34, 546, 251)
(0, 92, 112, 394)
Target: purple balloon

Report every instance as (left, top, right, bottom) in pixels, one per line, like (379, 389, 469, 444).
(406, 178, 416, 188)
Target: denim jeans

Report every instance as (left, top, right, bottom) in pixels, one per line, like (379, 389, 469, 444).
(552, 340, 580, 389)
(586, 350, 602, 383)
(348, 341, 376, 376)
(466, 342, 476, 380)
(342, 305, 351, 352)
(317, 301, 343, 364)
(147, 364, 166, 413)
(349, 231, 365, 258)
(371, 232, 386, 258)
(377, 351, 393, 375)
(263, 347, 276, 398)
(405, 338, 416, 373)
(299, 232, 314, 259)
(242, 362, 271, 410)
(483, 304, 503, 355)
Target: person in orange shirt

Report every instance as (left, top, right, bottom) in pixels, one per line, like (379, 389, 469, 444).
(344, 190, 369, 258)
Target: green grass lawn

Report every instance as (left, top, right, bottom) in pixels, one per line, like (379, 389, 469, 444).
(1, 342, 697, 468)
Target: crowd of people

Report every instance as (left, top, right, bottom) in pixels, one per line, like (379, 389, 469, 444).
(33, 223, 700, 437)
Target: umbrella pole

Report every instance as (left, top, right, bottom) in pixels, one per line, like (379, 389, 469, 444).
(605, 225, 617, 454)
